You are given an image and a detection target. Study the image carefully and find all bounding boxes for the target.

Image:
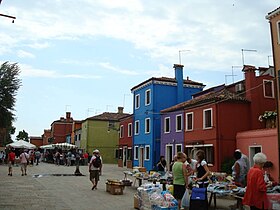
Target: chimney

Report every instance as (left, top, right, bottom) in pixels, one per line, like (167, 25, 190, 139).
(173, 64, 184, 103)
(242, 65, 256, 100)
(118, 107, 124, 114)
(66, 112, 71, 119)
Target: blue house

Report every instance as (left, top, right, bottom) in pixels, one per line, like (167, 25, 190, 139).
(131, 64, 205, 171)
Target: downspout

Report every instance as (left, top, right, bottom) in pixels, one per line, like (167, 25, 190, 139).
(216, 103, 221, 171)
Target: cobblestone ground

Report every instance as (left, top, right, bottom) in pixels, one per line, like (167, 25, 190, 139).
(0, 162, 241, 210)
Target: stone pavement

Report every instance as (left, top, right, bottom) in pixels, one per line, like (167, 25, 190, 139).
(0, 162, 241, 210)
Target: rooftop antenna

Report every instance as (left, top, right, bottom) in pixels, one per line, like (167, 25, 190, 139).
(123, 94, 131, 108)
(241, 49, 257, 65)
(178, 50, 190, 64)
(65, 105, 71, 112)
(267, 55, 273, 66)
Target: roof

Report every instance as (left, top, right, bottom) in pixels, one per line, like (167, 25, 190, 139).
(86, 112, 130, 121)
(266, 7, 280, 19)
(131, 76, 205, 92)
(161, 88, 249, 113)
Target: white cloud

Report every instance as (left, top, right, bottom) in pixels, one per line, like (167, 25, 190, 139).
(99, 62, 139, 75)
(17, 50, 35, 58)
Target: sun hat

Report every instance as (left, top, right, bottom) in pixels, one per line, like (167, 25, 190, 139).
(93, 149, 100, 153)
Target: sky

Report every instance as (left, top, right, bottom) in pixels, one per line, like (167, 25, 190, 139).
(0, 0, 279, 138)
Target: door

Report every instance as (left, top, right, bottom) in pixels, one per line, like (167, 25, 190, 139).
(123, 146, 127, 168)
(249, 146, 261, 167)
(165, 145, 173, 171)
(139, 147, 144, 167)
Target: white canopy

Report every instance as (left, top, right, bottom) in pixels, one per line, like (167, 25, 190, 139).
(6, 140, 36, 149)
(40, 143, 77, 150)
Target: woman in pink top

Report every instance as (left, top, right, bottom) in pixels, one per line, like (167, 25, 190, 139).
(19, 149, 29, 176)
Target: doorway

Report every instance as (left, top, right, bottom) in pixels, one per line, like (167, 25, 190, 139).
(165, 145, 173, 171)
(249, 146, 262, 167)
(123, 146, 127, 168)
(139, 147, 144, 167)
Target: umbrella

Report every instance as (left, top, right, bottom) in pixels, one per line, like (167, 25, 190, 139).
(6, 140, 36, 149)
(53, 142, 77, 149)
(40, 144, 55, 149)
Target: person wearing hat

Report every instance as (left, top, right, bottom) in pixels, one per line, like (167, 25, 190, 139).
(89, 149, 102, 190)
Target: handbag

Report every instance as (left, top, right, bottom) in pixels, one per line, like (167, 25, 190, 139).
(181, 189, 190, 208)
(190, 187, 207, 200)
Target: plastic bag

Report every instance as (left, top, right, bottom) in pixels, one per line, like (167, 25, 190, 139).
(181, 189, 189, 208)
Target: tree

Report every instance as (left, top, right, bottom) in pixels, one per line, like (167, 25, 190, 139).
(0, 62, 21, 145)
(16, 130, 29, 142)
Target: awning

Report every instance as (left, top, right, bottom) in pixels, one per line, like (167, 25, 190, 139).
(6, 140, 36, 149)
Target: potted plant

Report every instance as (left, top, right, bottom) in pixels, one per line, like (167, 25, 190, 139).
(258, 111, 277, 128)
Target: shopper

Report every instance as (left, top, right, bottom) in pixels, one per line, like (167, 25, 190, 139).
(172, 152, 189, 209)
(89, 149, 102, 190)
(194, 150, 210, 188)
(243, 152, 270, 210)
(19, 149, 29, 176)
(8, 149, 16, 176)
(157, 155, 167, 176)
(232, 150, 246, 187)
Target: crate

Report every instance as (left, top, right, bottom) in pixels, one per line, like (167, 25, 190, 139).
(106, 183, 124, 195)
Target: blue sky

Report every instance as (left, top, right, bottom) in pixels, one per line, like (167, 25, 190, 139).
(0, 0, 279, 138)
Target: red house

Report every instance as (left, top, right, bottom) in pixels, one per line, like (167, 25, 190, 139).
(30, 136, 43, 148)
(163, 65, 276, 172)
(42, 129, 51, 145)
(118, 114, 133, 169)
(50, 112, 74, 144)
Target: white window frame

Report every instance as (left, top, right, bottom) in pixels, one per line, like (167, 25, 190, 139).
(277, 20, 280, 44)
(145, 118, 150, 134)
(134, 120, 139, 135)
(119, 125, 124, 138)
(145, 145, 150, 160)
(145, 89, 151, 106)
(176, 114, 183, 132)
(135, 94, 140, 109)
(186, 112, 193, 131)
(128, 123, 132, 137)
(164, 117, 170, 133)
(263, 79, 274, 98)
(134, 146, 139, 160)
(203, 108, 213, 129)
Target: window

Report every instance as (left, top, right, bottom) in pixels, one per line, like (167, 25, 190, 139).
(145, 145, 150, 160)
(175, 144, 182, 154)
(277, 21, 280, 44)
(78, 134, 81, 140)
(134, 146, 139, 160)
(128, 123, 132, 137)
(186, 112, 193, 131)
(135, 94, 140, 109)
(119, 125, 124, 138)
(186, 145, 214, 164)
(263, 80, 274, 98)
(145, 118, 150, 134)
(134, 120, 139, 135)
(164, 117, 170, 133)
(115, 149, 119, 159)
(203, 108, 213, 129)
(127, 148, 132, 160)
(118, 148, 123, 159)
(145, 89, 151, 105)
(108, 121, 115, 130)
(176, 114, 182, 132)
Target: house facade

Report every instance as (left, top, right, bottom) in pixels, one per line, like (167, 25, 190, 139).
(131, 64, 205, 171)
(118, 114, 133, 168)
(42, 129, 51, 145)
(50, 112, 74, 144)
(30, 136, 43, 148)
(80, 107, 129, 164)
(161, 65, 276, 172)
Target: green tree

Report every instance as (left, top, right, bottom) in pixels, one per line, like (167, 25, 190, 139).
(0, 62, 21, 145)
(16, 130, 29, 142)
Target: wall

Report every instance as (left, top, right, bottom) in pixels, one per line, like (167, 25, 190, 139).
(236, 128, 279, 182)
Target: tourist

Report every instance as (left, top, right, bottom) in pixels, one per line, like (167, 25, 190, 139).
(194, 150, 210, 188)
(7, 149, 15, 176)
(89, 149, 102, 190)
(83, 152, 89, 165)
(243, 152, 271, 210)
(157, 155, 167, 176)
(19, 149, 29, 176)
(169, 155, 177, 172)
(35, 149, 41, 165)
(235, 149, 250, 174)
(172, 152, 189, 209)
(263, 161, 277, 186)
(232, 150, 246, 187)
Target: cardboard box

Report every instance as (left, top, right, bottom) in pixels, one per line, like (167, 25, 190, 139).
(134, 193, 140, 209)
(106, 183, 124, 195)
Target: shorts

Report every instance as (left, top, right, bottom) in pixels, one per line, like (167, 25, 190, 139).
(8, 161, 14, 167)
(173, 184, 186, 200)
(90, 170, 99, 181)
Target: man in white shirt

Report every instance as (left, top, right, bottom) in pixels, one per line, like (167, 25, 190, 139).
(235, 149, 250, 174)
(89, 149, 102, 190)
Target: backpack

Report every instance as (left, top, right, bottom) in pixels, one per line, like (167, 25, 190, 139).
(92, 156, 101, 168)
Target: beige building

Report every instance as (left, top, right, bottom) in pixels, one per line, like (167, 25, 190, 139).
(266, 7, 280, 142)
